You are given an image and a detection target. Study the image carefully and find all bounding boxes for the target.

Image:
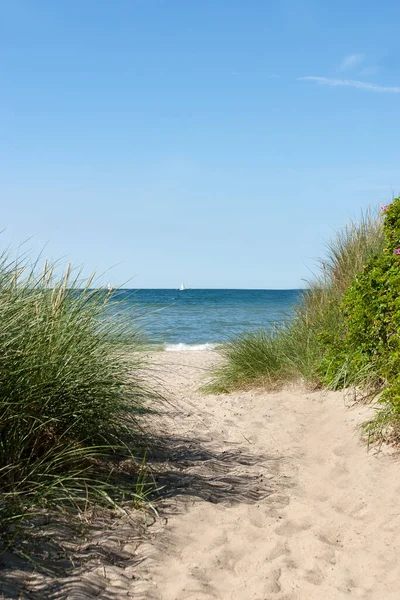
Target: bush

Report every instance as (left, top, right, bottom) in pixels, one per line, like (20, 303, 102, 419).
(321, 198, 400, 441)
(0, 252, 150, 533)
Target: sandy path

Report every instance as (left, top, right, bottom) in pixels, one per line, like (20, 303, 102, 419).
(2, 350, 399, 599)
(137, 350, 400, 600)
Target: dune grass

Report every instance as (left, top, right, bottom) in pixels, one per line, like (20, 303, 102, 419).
(0, 251, 153, 539)
(209, 208, 385, 393)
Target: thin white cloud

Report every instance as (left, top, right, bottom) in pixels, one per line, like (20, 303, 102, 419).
(340, 53, 365, 70)
(299, 76, 400, 93)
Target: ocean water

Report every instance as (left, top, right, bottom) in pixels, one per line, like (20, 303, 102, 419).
(111, 289, 303, 350)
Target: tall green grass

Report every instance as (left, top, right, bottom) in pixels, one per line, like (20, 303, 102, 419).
(0, 251, 151, 536)
(209, 209, 385, 392)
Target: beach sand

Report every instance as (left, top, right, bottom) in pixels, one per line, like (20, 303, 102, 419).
(2, 350, 400, 599)
(136, 350, 400, 600)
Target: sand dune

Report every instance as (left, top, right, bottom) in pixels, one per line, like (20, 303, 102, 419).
(136, 350, 400, 600)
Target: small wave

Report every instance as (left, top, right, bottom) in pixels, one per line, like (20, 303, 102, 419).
(164, 343, 216, 352)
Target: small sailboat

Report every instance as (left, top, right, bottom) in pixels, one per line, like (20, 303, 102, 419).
(179, 283, 185, 291)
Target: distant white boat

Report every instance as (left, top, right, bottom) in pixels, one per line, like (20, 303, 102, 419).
(179, 283, 185, 291)
(107, 283, 113, 291)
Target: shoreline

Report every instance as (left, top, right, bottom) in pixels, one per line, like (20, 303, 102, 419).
(147, 342, 220, 352)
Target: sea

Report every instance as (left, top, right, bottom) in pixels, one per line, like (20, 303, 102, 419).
(110, 289, 303, 350)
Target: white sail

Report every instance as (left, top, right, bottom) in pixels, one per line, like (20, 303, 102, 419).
(179, 283, 185, 291)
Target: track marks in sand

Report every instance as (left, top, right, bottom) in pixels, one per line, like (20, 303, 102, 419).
(137, 351, 400, 600)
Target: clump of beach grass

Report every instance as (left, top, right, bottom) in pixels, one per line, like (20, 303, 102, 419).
(0, 250, 153, 541)
(209, 208, 385, 393)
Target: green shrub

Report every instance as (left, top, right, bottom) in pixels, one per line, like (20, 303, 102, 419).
(321, 198, 400, 441)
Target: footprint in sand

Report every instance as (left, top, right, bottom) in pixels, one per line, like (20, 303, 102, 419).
(275, 519, 312, 537)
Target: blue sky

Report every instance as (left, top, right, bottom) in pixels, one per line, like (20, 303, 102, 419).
(2, 0, 400, 288)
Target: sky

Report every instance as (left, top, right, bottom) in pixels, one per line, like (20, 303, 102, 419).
(2, 0, 400, 289)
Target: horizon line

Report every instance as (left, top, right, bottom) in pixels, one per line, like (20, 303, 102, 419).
(91, 287, 306, 291)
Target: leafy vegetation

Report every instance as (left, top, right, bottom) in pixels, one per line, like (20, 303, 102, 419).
(321, 198, 400, 442)
(0, 251, 152, 538)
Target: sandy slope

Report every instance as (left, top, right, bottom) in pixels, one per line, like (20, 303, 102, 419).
(136, 350, 400, 600)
